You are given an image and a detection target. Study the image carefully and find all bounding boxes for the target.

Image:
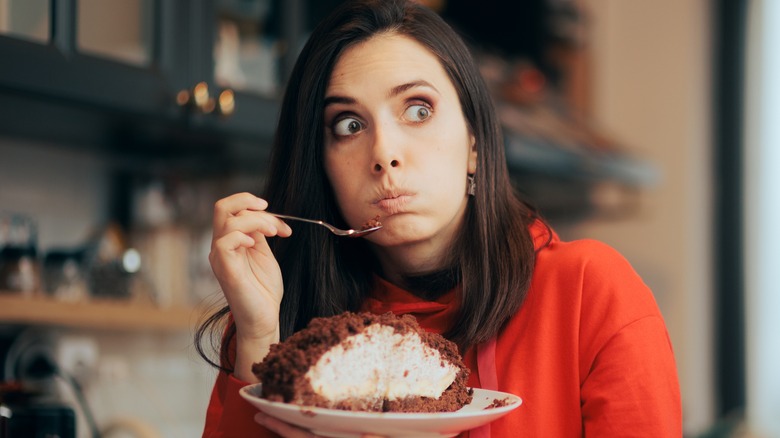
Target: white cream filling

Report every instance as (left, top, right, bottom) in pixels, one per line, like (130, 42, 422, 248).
(304, 324, 458, 403)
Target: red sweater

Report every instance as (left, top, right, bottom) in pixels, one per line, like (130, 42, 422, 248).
(203, 223, 682, 437)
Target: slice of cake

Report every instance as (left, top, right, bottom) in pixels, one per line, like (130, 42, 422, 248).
(252, 311, 473, 412)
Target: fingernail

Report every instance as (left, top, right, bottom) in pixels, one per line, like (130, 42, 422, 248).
(257, 197, 268, 208)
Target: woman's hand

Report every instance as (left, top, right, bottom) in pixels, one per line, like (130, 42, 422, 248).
(209, 192, 293, 380)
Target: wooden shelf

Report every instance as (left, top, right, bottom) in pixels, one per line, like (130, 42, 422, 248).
(0, 293, 207, 332)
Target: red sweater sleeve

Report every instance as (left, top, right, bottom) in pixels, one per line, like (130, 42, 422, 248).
(576, 241, 682, 436)
(201, 322, 278, 438)
(202, 371, 276, 438)
(580, 315, 681, 436)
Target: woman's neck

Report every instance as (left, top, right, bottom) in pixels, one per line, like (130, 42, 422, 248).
(401, 266, 460, 300)
(374, 266, 460, 300)
(369, 219, 463, 298)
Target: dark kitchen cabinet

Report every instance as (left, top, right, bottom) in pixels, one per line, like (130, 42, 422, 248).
(1, 1, 184, 122)
(0, 0, 311, 162)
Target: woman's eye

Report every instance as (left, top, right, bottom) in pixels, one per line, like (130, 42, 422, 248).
(332, 117, 364, 136)
(404, 104, 432, 122)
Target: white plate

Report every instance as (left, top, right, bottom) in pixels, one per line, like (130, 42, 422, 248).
(239, 383, 522, 438)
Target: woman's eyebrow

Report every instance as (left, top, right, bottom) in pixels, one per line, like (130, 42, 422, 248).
(388, 80, 438, 98)
(324, 80, 439, 108)
(324, 95, 356, 107)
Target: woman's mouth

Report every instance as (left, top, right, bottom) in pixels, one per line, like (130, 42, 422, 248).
(373, 194, 412, 214)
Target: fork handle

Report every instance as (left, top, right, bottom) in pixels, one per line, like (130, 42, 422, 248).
(267, 212, 324, 226)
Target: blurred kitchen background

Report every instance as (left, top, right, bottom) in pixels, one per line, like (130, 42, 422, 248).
(0, 0, 777, 436)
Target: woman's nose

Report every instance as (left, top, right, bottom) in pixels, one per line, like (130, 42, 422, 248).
(371, 123, 402, 173)
(373, 159, 400, 172)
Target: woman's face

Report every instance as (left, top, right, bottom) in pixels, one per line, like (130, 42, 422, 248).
(323, 33, 476, 258)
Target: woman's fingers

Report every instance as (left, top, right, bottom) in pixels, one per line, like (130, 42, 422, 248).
(223, 211, 293, 239)
(212, 192, 268, 231)
(208, 231, 256, 285)
(213, 198, 292, 239)
(211, 229, 256, 253)
(210, 233, 254, 274)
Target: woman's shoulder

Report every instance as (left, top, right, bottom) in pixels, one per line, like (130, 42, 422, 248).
(530, 224, 661, 319)
(525, 229, 667, 354)
(532, 222, 637, 280)
(530, 224, 653, 301)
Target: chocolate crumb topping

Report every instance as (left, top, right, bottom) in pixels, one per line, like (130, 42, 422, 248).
(361, 215, 382, 230)
(484, 397, 512, 409)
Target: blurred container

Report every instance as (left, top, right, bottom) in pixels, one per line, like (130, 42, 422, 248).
(133, 225, 190, 308)
(42, 249, 88, 302)
(83, 223, 137, 300)
(0, 213, 40, 295)
(0, 404, 9, 438)
(214, 0, 280, 97)
(189, 225, 221, 304)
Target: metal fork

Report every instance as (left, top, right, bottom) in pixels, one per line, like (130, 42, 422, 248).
(267, 213, 382, 238)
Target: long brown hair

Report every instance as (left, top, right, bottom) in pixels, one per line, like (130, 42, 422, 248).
(196, 0, 543, 372)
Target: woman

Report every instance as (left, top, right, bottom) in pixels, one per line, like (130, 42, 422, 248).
(199, 1, 682, 437)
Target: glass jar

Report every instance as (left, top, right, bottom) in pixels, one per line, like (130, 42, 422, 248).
(0, 213, 40, 295)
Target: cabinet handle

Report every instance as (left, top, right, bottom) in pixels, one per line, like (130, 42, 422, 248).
(217, 89, 235, 116)
(176, 82, 235, 116)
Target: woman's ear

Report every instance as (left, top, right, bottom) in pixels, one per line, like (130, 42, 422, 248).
(468, 135, 478, 173)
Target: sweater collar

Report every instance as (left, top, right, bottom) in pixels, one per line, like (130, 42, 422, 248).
(361, 275, 459, 335)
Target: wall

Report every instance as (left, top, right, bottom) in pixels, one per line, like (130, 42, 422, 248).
(744, 0, 780, 435)
(571, 0, 714, 434)
(0, 140, 110, 249)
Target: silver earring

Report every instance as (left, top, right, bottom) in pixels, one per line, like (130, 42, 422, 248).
(467, 174, 476, 196)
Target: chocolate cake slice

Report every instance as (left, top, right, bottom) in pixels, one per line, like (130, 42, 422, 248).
(252, 311, 472, 412)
